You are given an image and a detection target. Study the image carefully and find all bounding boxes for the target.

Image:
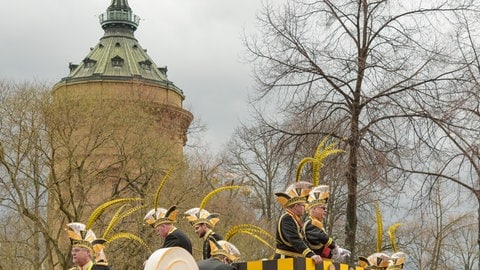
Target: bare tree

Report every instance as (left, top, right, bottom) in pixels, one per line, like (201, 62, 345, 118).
(0, 81, 188, 269)
(390, 10, 480, 268)
(222, 124, 291, 228)
(445, 214, 479, 270)
(46, 89, 188, 269)
(244, 0, 478, 258)
(396, 176, 477, 270)
(0, 80, 51, 269)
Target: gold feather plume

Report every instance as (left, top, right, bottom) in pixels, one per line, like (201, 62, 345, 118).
(99, 203, 150, 253)
(225, 224, 275, 250)
(102, 204, 145, 240)
(154, 164, 178, 211)
(102, 204, 129, 239)
(107, 232, 152, 254)
(230, 230, 275, 250)
(295, 136, 344, 186)
(388, 223, 402, 253)
(375, 201, 383, 252)
(199, 185, 244, 210)
(225, 224, 275, 243)
(85, 197, 142, 230)
(295, 157, 317, 183)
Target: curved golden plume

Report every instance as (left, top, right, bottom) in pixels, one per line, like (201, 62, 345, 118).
(154, 164, 179, 212)
(199, 185, 245, 210)
(225, 224, 275, 243)
(225, 224, 275, 250)
(107, 232, 151, 254)
(84, 197, 150, 253)
(388, 223, 402, 253)
(102, 204, 145, 240)
(85, 197, 142, 230)
(101, 203, 150, 253)
(375, 201, 383, 252)
(295, 136, 344, 186)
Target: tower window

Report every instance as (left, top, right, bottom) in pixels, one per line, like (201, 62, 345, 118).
(139, 60, 152, 70)
(115, 42, 121, 47)
(83, 57, 97, 68)
(111, 55, 124, 67)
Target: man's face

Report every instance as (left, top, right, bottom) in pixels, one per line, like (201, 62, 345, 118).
(155, 223, 170, 239)
(310, 205, 327, 220)
(194, 223, 208, 238)
(71, 247, 91, 267)
(292, 203, 306, 216)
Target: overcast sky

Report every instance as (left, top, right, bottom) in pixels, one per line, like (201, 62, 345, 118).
(0, 0, 275, 153)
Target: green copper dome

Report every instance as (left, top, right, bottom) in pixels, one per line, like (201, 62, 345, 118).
(56, 0, 184, 97)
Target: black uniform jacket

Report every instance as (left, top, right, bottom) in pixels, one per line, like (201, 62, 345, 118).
(92, 264, 110, 270)
(163, 227, 193, 254)
(303, 217, 336, 258)
(274, 211, 315, 259)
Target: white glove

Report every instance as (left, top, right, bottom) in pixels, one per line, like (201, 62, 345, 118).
(331, 246, 351, 263)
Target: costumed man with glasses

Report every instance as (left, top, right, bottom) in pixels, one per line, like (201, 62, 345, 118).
(303, 185, 350, 262)
(66, 223, 110, 270)
(273, 181, 323, 264)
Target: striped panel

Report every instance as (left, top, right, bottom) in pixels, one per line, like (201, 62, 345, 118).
(278, 258, 294, 269)
(234, 258, 364, 270)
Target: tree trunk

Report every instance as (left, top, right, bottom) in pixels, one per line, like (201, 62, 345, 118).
(345, 110, 360, 260)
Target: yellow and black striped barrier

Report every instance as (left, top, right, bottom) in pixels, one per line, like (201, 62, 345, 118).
(234, 258, 364, 270)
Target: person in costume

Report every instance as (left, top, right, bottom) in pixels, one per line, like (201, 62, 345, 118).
(70, 245, 95, 270)
(197, 239, 240, 270)
(184, 185, 244, 259)
(66, 198, 148, 270)
(66, 222, 111, 270)
(273, 181, 322, 264)
(144, 205, 193, 254)
(184, 207, 223, 259)
(303, 185, 350, 262)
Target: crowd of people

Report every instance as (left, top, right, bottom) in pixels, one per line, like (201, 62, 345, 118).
(66, 203, 240, 270)
(65, 180, 404, 270)
(64, 137, 407, 269)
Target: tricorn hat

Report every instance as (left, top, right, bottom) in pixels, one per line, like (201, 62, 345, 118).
(367, 252, 392, 268)
(358, 256, 370, 268)
(307, 185, 329, 207)
(210, 240, 241, 262)
(183, 185, 245, 228)
(183, 207, 220, 228)
(275, 181, 312, 208)
(144, 205, 178, 227)
(387, 252, 406, 269)
(66, 222, 96, 251)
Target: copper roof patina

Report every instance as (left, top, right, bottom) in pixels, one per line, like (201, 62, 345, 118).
(56, 0, 184, 97)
